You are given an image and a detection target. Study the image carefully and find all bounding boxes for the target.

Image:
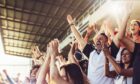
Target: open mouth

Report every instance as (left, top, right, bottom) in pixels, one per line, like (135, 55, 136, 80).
(122, 57, 127, 62)
(131, 28, 135, 31)
(96, 41, 101, 45)
(122, 58, 126, 61)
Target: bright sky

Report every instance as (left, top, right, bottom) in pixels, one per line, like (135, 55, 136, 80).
(0, 32, 32, 81)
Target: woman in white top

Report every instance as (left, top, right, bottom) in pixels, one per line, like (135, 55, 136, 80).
(103, 47, 133, 84)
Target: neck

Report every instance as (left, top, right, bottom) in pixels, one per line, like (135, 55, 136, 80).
(124, 63, 130, 69)
(132, 34, 140, 42)
(96, 49, 101, 54)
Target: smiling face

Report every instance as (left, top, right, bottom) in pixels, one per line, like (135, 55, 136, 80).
(121, 49, 132, 64)
(95, 34, 108, 50)
(130, 20, 140, 35)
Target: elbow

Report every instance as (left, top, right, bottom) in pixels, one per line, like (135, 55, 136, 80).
(116, 68, 123, 75)
(105, 72, 111, 77)
(105, 74, 113, 78)
(105, 73, 116, 78)
(105, 71, 116, 78)
(105, 73, 109, 77)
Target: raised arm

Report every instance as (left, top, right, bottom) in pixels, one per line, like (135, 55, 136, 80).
(0, 73, 5, 84)
(116, 0, 135, 52)
(67, 15, 86, 50)
(68, 43, 79, 64)
(31, 46, 44, 65)
(103, 19, 120, 47)
(49, 39, 68, 84)
(84, 23, 96, 43)
(68, 42, 89, 84)
(36, 45, 51, 84)
(3, 70, 14, 84)
(105, 57, 117, 78)
(104, 56, 110, 75)
(31, 46, 43, 59)
(49, 39, 59, 79)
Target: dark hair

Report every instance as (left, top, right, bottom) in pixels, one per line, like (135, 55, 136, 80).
(64, 63, 84, 84)
(135, 21, 140, 35)
(135, 21, 140, 27)
(120, 48, 133, 69)
(79, 60, 88, 74)
(30, 65, 40, 76)
(75, 50, 82, 61)
(100, 33, 108, 41)
(32, 65, 40, 69)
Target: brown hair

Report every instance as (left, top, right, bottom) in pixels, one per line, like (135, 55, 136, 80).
(61, 63, 84, 84)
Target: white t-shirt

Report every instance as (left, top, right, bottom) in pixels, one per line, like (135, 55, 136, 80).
(114, 75, 132, 84)
(87, 50, 114, 84)
(116, 47, 124, 62)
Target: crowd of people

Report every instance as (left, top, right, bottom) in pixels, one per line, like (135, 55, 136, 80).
(0, 70, 23, 84)
(1, 0, 140, 84)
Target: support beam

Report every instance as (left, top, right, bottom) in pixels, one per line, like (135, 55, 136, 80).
(5, 52, 31, 58)
(1, 27, 50, 38)
(0, 6, 65, 20)
(4, 44, 31, 49)
(3, 36, 47, 44)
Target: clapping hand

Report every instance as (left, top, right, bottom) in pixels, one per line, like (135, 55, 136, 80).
(31, 46, 43, 59)
(67, 15, 75, 25)
(49, 39, 59, 57)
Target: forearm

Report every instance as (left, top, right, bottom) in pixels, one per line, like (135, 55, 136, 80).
(105, 22, 115, 38)
(105, 53, 122, 74)
(120, 37, 135, 52)
(36, 55, 50, 84)
(103, 48, 122, 74)
(84, 34, 90, 43)
(50, 55, 60, 80)
(118, 13, 130, 40)
(105, 23, 120, 48)
(105, 57, 110, 76)
(6, 75, 14, 84)
(106, 51, 133, 77)
(93, 26, 104, 42)
(104, 56, 117, 78)
(68, 55, 78, 64)
(70, 25, 86, 50)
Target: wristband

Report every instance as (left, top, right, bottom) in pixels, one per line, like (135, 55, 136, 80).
(69, 23, 75, 26)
